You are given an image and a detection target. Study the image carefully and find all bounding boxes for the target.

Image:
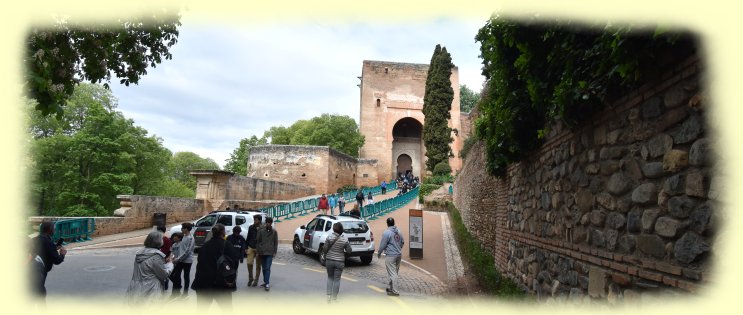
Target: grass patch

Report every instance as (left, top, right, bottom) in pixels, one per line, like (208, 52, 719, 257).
(446, 201, 525, 298)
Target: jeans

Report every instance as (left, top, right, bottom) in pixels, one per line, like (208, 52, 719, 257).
(385, 255, 402, 293)
(261, 255, 273, 285)
(170, 262, 192, 294)
(246, 247, 261, 282)
(325, 260, 344, 299)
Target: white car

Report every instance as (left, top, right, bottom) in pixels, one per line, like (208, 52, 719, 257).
(292, 213, 375, 265)
(170, 210, 266, 249)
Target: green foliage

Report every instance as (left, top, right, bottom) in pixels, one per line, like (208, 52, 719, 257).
(27, 84, 173, 216)
(459, 84, 481, 113)
(474, 16, 695, 176)
(263, 113, 365, 157)
(418, 184, 442, 203)
(168, 152, 219, 193)
(432, 162, 452, 176)
(422, 174, 453, 186)
(422, 44, 455, 172)
(26, 11, 181, 117)
(26, 83, 218, 216)
(447, 202, 525, 297)
(459, 136, 478, 160)
(224, 135, 267, 175)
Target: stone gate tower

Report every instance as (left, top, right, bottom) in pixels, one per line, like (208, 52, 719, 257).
(358, 60, 463, 181)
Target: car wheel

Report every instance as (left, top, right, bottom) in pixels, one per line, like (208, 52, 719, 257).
(360, 254, 373, 265)
(318, 245, 327, 266)
(293, 236, 305, 254)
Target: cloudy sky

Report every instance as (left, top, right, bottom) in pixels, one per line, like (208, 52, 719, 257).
(108, 14, 489, 168)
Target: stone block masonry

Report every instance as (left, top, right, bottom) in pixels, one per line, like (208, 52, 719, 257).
(454, 55, 713, 300)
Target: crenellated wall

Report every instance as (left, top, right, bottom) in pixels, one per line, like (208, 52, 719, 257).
(454, 56, 714, 300)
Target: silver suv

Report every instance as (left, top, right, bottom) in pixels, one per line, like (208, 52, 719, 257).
(170, 211, 266, 249)
(292, 214, 375, 265)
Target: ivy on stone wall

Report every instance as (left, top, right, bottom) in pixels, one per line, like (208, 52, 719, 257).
(474, 16, 696, 176)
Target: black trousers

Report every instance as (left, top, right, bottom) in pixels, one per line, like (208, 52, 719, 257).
(170, 262, 193, 293)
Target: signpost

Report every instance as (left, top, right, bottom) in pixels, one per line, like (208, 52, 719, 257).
(409, 209, 423, 259)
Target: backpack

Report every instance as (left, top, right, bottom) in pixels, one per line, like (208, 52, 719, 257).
(217, 243, 237, 289)
(356, 191, 364, 201)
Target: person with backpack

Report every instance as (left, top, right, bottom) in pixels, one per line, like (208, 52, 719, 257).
(355, 190, 365, 211)
(156, 225, 172, 291)
(378, 217, 405, 296)
(191, 224, 238, 310)
(323, 222, 352, 303)
(256, 217, 278, 291)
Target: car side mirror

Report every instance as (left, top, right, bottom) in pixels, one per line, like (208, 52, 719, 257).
(300, 225, 306, 230)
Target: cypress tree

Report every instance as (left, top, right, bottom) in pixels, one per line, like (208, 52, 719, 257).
(422, 44, 454, 172)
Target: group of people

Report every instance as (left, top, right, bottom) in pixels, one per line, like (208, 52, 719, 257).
(31, 182, 408, 306)
(122, 214, 277, 309)
(317, 193, 346, 216)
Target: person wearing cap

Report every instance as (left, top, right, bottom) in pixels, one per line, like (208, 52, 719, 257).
(377, 217, 404, 296)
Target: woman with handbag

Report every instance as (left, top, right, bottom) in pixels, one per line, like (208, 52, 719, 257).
(323, 222, 352, 303)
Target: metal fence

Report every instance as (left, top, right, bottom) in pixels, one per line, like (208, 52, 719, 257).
(261, 181, 408, 222)
(41, 218, 96, 244)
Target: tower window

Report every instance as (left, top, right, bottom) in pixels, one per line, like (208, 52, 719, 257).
(376, 99, 381, 107)
(384, 67, 388, 74)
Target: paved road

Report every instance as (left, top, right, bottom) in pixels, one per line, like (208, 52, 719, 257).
(46, 244, 447, 305)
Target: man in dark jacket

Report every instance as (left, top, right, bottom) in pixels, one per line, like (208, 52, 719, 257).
(191, 224, 239, 310)
(246, 215, 262, 287)
(34, 221, 66, 299)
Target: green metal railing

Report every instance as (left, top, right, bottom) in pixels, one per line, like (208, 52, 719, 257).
(41, 218, 96, 244)
(260, 181, 407, 222)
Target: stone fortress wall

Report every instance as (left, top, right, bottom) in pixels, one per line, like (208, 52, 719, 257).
(454, 56, 714, 299)
(248, 144, 383, 194)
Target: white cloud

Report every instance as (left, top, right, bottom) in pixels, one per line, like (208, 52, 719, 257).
(112, 16, 487, 168)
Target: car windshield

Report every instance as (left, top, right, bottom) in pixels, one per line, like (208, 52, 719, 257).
(196, 215, 217, 227)
(341, 221, 369, 234)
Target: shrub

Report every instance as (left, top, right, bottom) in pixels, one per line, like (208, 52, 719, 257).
(459, 136, 478, 160)
(433, 162, 452, 176)
(446, 201, 525, 298)
(336, 185, 357, 193)
(423, 174, 453, 186)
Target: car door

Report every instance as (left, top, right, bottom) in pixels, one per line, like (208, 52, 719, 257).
(303, 218, 318, 249)
(311, 218, 326, 251)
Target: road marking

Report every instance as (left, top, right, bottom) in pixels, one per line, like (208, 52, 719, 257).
(274, 262, 286, 266)
(303, 267, 324, 273)
(367, 285, 385, 293)
(341, 276, 357, 282)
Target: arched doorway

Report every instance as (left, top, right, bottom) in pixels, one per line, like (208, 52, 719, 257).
(396, 154, 413, 177)
(392, 117, 423, 180)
